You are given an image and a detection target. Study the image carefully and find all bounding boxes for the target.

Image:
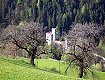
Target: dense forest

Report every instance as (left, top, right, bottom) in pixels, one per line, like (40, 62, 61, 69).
(0, 0, 105, 36)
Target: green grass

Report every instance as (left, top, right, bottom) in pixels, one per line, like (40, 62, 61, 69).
(35, 59, 105, 80)
(0, 57, 85, 80)
(0, 57, 105, 80)
(35, 59, 79, 77)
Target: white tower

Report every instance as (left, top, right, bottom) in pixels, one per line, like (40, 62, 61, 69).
(52, 28, 56, 41)
(46, 32, 52, 45)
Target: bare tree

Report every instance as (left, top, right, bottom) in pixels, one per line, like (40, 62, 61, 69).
(0, 21, 46, 66)
(51, 42, 63, 60)
(66, 23, 105, 78)
(50, 42, 63, 73)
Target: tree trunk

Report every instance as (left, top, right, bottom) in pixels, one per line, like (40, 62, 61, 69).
(79, 60, 84, 78)
(30, 53, 35, 66)
(29, 47, 37, 66)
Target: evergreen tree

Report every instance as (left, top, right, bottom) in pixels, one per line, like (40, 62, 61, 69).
(0, 0, 105, 36)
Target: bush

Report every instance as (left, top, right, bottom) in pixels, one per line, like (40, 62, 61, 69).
(61, 54, 72, 62)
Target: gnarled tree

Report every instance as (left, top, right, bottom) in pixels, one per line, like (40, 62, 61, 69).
(0, 21, 46, 66)
(66, 23, 105, 78)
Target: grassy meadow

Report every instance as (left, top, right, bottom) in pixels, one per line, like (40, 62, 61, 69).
(0, 57, 105, 80)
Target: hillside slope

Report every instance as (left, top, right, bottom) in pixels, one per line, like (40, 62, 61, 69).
(0, 57, 85, 80)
